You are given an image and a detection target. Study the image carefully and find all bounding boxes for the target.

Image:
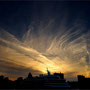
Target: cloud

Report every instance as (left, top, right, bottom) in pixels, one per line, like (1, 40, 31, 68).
(0, 19, 90, 80)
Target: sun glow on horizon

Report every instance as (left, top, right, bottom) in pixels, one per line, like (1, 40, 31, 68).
(0, 20, 90, 80)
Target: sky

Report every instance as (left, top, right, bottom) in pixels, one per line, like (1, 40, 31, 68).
(0, 1, 90, 81)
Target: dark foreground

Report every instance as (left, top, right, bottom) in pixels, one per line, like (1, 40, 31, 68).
(0, 75, 90, 89)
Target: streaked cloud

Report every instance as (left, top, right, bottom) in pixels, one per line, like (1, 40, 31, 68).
(0, 18, 90, 80)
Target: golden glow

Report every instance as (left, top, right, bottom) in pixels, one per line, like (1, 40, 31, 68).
(0, 23, 90, 80)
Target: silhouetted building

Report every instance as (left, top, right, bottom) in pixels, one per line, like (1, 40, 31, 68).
(78, 75, 85, 81)
(39, 70, 70, 89)
(27, 73, 32, 78)
(25, 72, 33, 81)
(0, 75, 14, 89)
(23, 72, 44, 89)
(77, 75, 90, 89)
(1, 72, 90, 89)
(54, 72, 64, 79)
(0, 75, 4, 80)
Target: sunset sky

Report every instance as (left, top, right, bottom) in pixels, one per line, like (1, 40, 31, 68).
(0, 1, 90, 81)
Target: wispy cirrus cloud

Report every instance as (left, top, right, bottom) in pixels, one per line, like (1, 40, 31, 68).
(0, 18, 90, 80)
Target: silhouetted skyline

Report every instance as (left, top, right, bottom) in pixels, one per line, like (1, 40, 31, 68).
(0, 72, 90, 89)
(0, 1, 90, 81)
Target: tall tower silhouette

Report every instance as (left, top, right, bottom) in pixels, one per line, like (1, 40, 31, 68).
(47, 68, 51, 75)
